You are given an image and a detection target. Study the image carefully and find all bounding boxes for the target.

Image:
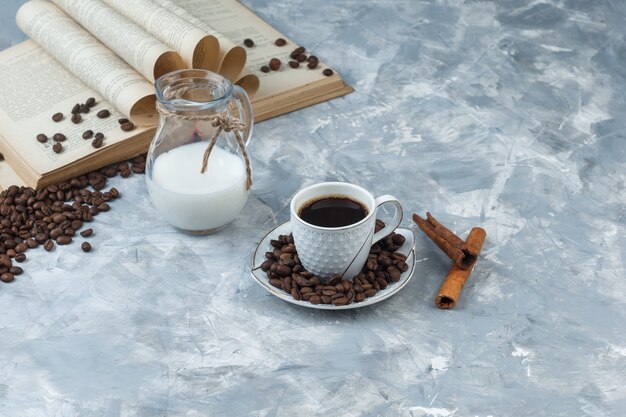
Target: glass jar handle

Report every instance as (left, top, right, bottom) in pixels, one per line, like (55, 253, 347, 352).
(232, 85, 254, 145)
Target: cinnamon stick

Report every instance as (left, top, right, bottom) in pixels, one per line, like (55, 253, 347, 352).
(412, 212, 477, 269)
(435, 227, 486, 309)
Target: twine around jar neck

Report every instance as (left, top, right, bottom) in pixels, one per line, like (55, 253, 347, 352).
(156, 87, 252, 191)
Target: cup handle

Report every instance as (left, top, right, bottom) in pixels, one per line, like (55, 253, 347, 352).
(372, 195, 403, 244)
(232, 85, 254, 145)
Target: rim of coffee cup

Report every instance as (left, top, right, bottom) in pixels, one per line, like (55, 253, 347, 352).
(290, 182, 377, 231)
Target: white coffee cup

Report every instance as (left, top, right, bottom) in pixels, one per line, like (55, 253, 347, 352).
(290, 182, 403, 279)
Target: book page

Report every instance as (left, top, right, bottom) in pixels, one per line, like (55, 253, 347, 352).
(172, 0, 336, 100)
(50, 0, 184, 82)
(153, 0, 247, 82)
(0, 41, 150, 177)
(102, 0, 221, 72)
(0, 155, 26, 190)
(16, 1, 156, 125)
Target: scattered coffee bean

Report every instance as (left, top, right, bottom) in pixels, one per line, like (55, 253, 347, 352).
(307, 58, 319, 69)
(56, 236, 72, 245)
(291, 46, 305, 58)
(95, 132, 104, 140)
(296, 54, 307, 63)
(80, 228, 93, 238)
(71, 103, 80, 114)
(15, 253, 26, 263)
(96, 109, 110, 118)
(10, 266, 22, 276)
(323, 68, 334, 76)
(91, 137, 103, 148)
(269, 58, 281, 71)
(260, 65, 270, 73)
(44, 240, 54, 252)
(82, 130, 94, 139)
(53, 142, 63, 153)
(36, 133, 48, 143)
(275, 38, 287, 46)
(79, 103, 90, 113)
(118, 118, 129, 125)
(289, 60, 299, 68)
(120, 122, 135, 132)
(243, 38, 254, 47)
(81, 242, 92, 252)
(53, 133, 66, 142)
(71, 113, 82, 124)
(52, 112, 63, 122)
(308, 55, 318, 63)
(0, 272, 14, 283)
(0, 254, 11, 268)
(86, 97, 96, 107)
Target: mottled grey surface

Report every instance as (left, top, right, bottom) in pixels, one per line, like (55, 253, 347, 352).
(1, 0, 626, 416)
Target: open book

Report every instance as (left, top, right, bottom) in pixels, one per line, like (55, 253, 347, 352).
(0, 0, 352, 189)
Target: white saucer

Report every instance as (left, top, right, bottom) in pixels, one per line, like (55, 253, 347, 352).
(250, 221, 416, 310)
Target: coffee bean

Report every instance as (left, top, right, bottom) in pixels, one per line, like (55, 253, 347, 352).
(86, 97, 96, 107)
(364, 288, 378, 297)
(0, 254, 11, 268)
(355, 293, 366, 302)
(120, 122, 135, 132)
(260, 65, 270, 73)
(269, 278, 282, 288)
(15, 243, 27, 253)
(274, 38, 287, 46)
(296, 54, 307, 63)
(292, 46, 305, 57)
(96, 109, 110, 118)
(323, 68, 334, 76)
(95, 132, 104, 140)
(71, 113, 82, 124)
(308, 55, 318, 63)
(269, 58, 281, 71)
(44, 239, 54, 251)
(243, 38, 254, 47)
(52, 112, 63, 122)
(289, 60, 299, 68)
(53, 133, 66, 142)
(15, 253, 26, 263)
(79, 103, 90, 113)
(307, 60, 319, 69)
(10, 266, 23, 275)
(387, 266, 401, 282)
(56, 236, 72, 245)
(82, 130, 94, 139)
(92, 137, 103, 149)
(291, 288, 301, 300)
(53, 143, 63, 153)
(71, 103, 80, 114)
(118, 118, 129, 124)
(309, 295, 321, 304)
(332, 296, 348, 306)
(81, 242, 91, 252)
(0, 272, 14, 283)
(36, 133, 48, 143)
(25, 238, 38, 249)
(260, 259, 273, 272)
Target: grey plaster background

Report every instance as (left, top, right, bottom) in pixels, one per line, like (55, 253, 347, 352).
(1, 0, 626, 416)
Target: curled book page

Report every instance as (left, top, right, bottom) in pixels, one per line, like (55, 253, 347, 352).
(50, 0, 184, 82)
(16, 1, 156, 125)
(152, 0, 247, 82)
(102, 0, 220, 72)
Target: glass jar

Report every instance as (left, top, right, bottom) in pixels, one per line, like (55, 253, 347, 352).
(146, 69, 253, 234)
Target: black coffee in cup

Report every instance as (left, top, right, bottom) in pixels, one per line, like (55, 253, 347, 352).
(298, 195, 368, 227)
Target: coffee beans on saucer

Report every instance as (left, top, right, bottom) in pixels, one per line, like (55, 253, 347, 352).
(261, 220, 409, 306)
